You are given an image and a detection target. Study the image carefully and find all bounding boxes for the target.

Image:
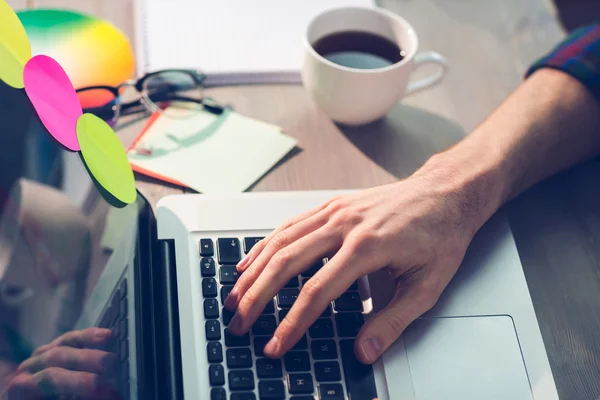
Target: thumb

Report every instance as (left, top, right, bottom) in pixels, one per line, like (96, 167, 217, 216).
(354, 282, 437, 364)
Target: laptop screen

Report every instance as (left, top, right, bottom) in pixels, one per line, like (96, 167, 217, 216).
(0, 80, 150, 398)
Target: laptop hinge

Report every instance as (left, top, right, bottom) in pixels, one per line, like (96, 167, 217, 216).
(154, 239, 183, 400)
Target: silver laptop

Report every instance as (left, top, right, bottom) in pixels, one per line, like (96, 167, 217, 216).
(148, 190, 559, 400)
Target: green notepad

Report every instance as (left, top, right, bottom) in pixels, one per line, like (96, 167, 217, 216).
(128, 107, 297, 193)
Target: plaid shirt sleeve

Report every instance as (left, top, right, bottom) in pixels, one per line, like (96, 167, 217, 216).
(526, 24, 600, 100)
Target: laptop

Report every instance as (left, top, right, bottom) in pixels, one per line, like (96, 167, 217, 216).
(72, 187, 559, 400)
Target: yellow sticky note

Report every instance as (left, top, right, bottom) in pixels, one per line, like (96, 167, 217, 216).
(0, 0, 32, 88)
(76, 113, 137, 204)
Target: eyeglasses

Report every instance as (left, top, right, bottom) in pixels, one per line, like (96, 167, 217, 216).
(76, 69, 209, 126)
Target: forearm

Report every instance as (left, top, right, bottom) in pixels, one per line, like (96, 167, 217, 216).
(418, 68, 600, 229)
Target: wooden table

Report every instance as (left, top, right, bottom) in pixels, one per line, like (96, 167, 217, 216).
(9, 1, 600, 399)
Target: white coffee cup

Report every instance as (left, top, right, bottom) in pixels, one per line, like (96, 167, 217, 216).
(0, 178, 91, 306)
(302, 6, 448, 125)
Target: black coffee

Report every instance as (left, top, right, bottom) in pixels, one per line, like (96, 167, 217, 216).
(312, 31, 405, 70)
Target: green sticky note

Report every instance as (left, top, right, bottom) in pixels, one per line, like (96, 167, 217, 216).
(76, 113, 137, 204)
(0, 0, 32, 88)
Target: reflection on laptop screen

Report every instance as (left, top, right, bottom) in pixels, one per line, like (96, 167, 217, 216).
(0, 80, 148, 399)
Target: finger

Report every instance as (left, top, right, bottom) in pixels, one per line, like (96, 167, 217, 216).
(228, 225, 341, 335)
(7, 368, 118, 400)
(354, 274, 438, 364)
(33, 328, 112, 356)
(264, 241, 380, 358)
(237, 199, 336, 273)
(225, 208, 332, 311)
(17, 347, 116, 376)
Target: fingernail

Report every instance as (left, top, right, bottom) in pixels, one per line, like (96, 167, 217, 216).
(237, 255, 250, 271)
(360, 338, 382, 363)
(229, 313, 242, 333)
(95, 329, 111, 340)
(224, 287, 239, 310)
(264, 336, 279, 356)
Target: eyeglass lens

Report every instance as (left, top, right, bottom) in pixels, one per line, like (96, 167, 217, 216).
(142, 71, 203, 117)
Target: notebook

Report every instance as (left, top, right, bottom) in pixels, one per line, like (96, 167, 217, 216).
(133, 0, 374, 85)
(127, 106, 297, 194)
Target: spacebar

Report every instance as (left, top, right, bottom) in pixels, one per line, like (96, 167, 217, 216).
(340, 339, 377, 399)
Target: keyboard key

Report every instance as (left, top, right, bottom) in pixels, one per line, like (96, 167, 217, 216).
(261, 300, 275, 314)
(200, 239, 214, 257)
(252, 315, 277, 336)
(258, 380, 285, 399)
(221, 285, 233, 304)
(119, 297, 128, 318)
(301, 259, 324, 277)
(277, 289, 299, 308)
(203, 278, 218, 298)
(204, 299, 220, 319)
(209, 364, 225, 386)
(120, 278, 127, 298)
(201, 257, 216, 277)
(319, 383, 345, 400)
(225, 329, 250, 347)
(206, 320, 221, 340)
(207, 342, 223, 363)
(253, 336, 271, 357)
(256, 358, 283, 379)
(223, 308, 235, 325)
(284, 276, 299, 288)
(288, 373, 314, 395)
(278, 309, 288, 321)
(333, 292, 362, 312)
(314, 361, 341, 382)
(335, 312, 364, 337)
(340, 339, 377, 400)
(119, 317, 128, 341)
(220, 266, 240, 284)
(231, 393, 256, 400)
(284, 351, 310, 372)
(244, 237, 263, 253)
(349, 281, 359, 290)
(292, 335, 308, 351)
(211, 387, 226, 400)
(320, 305, 332, 318)
(290, 397, 314, 400)
(110, 295, 119, 323)
(227, 348, 253, 369)
(309, 319, 334, 338)
(120, 339, 128, 362)
(228, 370, 255, 391)
(311, 340, 337, 360)
(217, 238, 241, 264)
(121, 361, 129, 383)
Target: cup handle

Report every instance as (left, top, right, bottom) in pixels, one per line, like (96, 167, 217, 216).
(406, 51, 448, 95)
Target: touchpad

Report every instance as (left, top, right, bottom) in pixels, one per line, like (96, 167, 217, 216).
(387, 316, 533, 400)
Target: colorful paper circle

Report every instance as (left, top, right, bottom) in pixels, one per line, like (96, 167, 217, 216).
(0, 0, 32, 88)
(24, 55, 82, 151)
(76, 113, 136, 204)
(16, 9, 135, 93)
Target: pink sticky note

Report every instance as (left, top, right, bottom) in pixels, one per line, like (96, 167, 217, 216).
(23, 55, 82, 151)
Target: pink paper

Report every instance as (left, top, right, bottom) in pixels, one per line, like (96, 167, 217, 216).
(23, 55, 82, 151)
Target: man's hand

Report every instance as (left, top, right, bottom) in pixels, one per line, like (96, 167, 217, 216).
(7, 328, 118, 400)
(224, 170, 497, 364)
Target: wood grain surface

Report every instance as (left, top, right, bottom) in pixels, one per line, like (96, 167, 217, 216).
(7, 0, 600, 399)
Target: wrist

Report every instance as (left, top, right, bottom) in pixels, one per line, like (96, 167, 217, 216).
(415, 141, 508, 233)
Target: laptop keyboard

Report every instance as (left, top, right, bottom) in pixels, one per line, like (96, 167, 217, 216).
(98, 275, 130, 400)
(201, 237, 377, 400)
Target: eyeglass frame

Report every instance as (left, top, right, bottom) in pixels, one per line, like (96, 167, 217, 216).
(76, 69, 209, 125)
